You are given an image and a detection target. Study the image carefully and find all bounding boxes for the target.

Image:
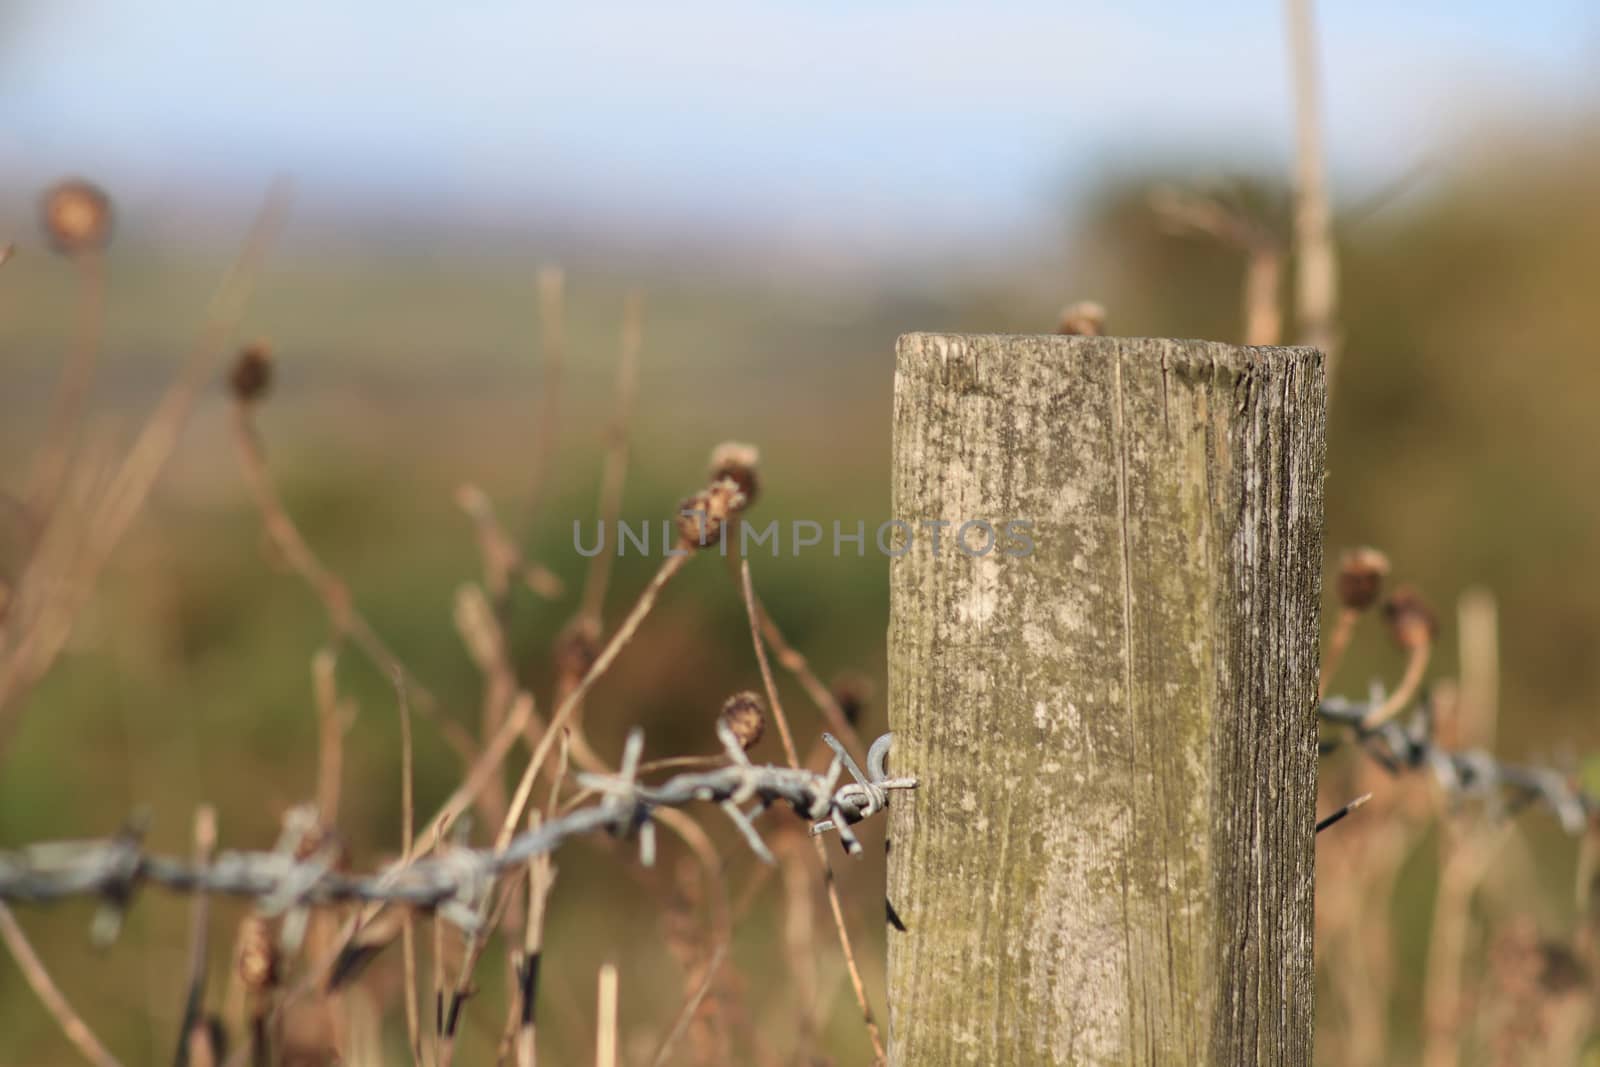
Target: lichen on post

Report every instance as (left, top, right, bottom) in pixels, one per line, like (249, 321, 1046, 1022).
(887, 333, 1324, 1066)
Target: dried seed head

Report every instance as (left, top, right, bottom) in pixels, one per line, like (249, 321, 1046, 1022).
(553, 617, 601, 688)
(229, 341, 274, 404)
(1383, 585, 1438, 652)
(1056, 301, 1106, 336)
(675, 477, 746, 550)
(708, 441, 760, 508)
(830, 672, 874, 727)
(1336, 547, 1390, 612)
(236, 915, 280, 993)
(41, 179, 113, 256)
(720, 691, 766, 751)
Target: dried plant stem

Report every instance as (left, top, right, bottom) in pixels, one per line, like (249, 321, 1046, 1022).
(1241, 244, 1285, 347)
(0, 900, 123, 1067)
(1286, 0, 1341, 384)
(740, 559, 885, 1065)
(0, 181, 289, 740)
(399, 924, 420, 1064)
(519, 266, 566, 536)
(1457, 589, 1500, 751)
(175, 806, 218, 1065)
(1319, 606, 1359, 698)
(458, 489, 563, 611)
(509, 811, 556, 1067)
(312, 649, 343, 824)
(578, 292, 643, 628)
(1421, 822, 1516, 1067)
(740, 561, 798, 766)
(454, 581, 520, 772)
(1361, 640, 1432, 729)
(595, 964, 619, 1067)
(1150, 188, 1283, 347)
(777, 838, 820, 1054)
(395, 675, 423, 1067)
(321, 692, 536, 990)
(726, 551, 862, 755)
(499, 551, 689, 847)
(229, 401, 482, 773)
(26, 251, 106, 519)
(647, 942, 728, 1067)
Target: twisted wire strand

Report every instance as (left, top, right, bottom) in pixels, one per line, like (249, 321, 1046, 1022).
(1319, 690, 1597, 833)
(0, 730, 914, 936)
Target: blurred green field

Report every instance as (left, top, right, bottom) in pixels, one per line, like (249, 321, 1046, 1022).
(3, 123, 1600, 1063)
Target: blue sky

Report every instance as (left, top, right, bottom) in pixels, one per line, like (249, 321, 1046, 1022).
(2, 1, 1596, 260)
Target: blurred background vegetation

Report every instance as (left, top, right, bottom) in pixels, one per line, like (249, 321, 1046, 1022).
(3, 2, 1600, 1064)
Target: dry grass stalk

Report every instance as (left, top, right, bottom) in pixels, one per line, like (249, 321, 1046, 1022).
(176, 806, 219, 1066)
(311, 648, 345, 826)
(454, 580, 519, 766)
(578, 292, 643, 628)
(508, 809, 557, 1067)
(777, 836, 821, 1055)
(724, 549, 863, 756)
(1456, 588, 1500, 752)
(0, 179, 291, 744)
(1285, 0, 1341, 382)
(498, 550, 689, 848)
(1421, 820, 1518, 1067)
(228, 389, 484, 776)
(647, 942, 729, 1067)
(595, 963, 619, 1067)
(0, 900, 123, 1067)
(1362, 585, 1437, 728)
(456, 485, 563, 606)
(739, 559, 886, 1065)
(519, 266, 566, 537)
(1150, 187, 1283, 346)
(394, 674, 423, 1067)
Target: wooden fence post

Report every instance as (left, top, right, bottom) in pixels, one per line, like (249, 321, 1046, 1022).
(886, 333, 1324, 1065)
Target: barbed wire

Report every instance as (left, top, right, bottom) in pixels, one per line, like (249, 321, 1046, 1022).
(1318, 689, 1596, 834)
(0, 728, 915, 936)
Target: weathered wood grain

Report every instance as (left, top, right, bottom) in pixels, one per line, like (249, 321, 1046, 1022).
(886, 333, 1324, 1065)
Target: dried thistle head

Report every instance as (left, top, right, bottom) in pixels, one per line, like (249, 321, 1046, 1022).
(830, 672, 874, 727)
(1056, 301, 1106, 337)
(709, 442, 760, 509)
(1336, 547, 1390, 612)
(41, 179, 113, 256)
(1383, 585, 1438, 652)
(229, 341, 274, 404)
(720, 690, 766, 751)
(236, 915, 280, 994)
(675, 477, 746, 550)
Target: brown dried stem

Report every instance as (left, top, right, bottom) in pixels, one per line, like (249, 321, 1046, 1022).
(1285, 0, 1341, 384)
(647, 942, 728, 1067)
(1319, 606, 1359, 698)
(519, 266, 566, 537)
(0, 900, 123, 1067)
(578, 292, 643, 628)
(739, 559, 886, 1065)
(0, 181, 290, 742)
(595, 964, 619, 1067)
(228, 398, 483, 774)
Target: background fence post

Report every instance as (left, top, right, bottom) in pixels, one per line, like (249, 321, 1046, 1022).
(886, 333, 1325, 1065)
